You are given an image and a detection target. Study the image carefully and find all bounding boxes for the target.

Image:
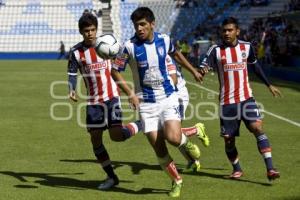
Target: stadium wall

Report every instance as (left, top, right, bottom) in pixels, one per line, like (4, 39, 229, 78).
(0, 52, 62, 60)
(263, 65, 300, 83)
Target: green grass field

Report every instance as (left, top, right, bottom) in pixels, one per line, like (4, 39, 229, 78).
(0, 60, 299, 200)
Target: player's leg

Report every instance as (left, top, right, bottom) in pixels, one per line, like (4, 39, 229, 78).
(248, 122, 280, 180)
(146, 130, 182, 198)
(178, 87, 209, 146)
(108, 121, 142, 141)
(89, 129, 119, 190)
(163, 93, 201, 161)
(247, 122, 280, 180)
(224, 136, 243, 179)
(164, 119, 201, 160)
(86, 104, 118, 190)
(177, 90, 202, 172)
(242, 98, 280, 181)
(220, 103, 243, 179)
(107, 97, 142, 141)
(140, 100, 183, 197)
(182, 123, 209, 146)
(178, 135, 201, 172)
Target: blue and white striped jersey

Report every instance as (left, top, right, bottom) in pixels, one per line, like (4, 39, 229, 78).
(113, 32, 176, 103)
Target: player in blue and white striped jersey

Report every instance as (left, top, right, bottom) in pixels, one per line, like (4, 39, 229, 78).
(112, 7, 203, 197)
(166, 55, 210, 172)
(115, 32, 176, 102)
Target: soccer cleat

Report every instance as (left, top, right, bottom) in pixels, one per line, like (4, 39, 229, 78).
(168, 181, 183, 198)
(195, 123, 210, 147)
(185, 160, 201, 173)
(229, 171, 243, 179)
(97, 176, 119, 190)
(183, 141, 201, 160)
(267, 169, 280, 181)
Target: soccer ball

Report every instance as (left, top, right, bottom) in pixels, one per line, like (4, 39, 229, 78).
(95, 34, 120, 59)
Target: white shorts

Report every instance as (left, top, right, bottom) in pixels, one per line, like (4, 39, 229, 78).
(177, 86, 189, 120)
(139, 93, 181, 133)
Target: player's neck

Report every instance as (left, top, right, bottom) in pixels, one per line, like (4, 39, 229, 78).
(138, 32, 155, 44)
(224, 39, 238, 47)
(146, 33, 154, 43)
(83, 40, 96, 47)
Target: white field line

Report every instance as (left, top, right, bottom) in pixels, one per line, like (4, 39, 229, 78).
(188, 82, 300, 128)
(261, 110, 300, 128)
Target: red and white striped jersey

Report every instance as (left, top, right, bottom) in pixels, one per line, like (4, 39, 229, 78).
(68, 42, 119, 105)
(201, 40, 257, 105)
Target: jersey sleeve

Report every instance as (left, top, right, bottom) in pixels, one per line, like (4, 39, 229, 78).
(112, 45, 130, 72)
(200, 45, 217, 69)
(167, 35, 176, 54)
(67, 52, 79, 75)
(168, 40, 175, 54)
(67, 51, 78, 91)
(248, 44, 257, 64)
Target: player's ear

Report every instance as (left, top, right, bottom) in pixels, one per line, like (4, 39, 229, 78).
(151, 21, 155, 29)
(236, 28, 240, 36)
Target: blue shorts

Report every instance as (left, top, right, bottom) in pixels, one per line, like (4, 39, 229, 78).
(86, 97, 122, 132)
(220, 97, 261, 137)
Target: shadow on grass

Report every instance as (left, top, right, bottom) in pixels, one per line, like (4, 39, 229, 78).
(60, 159, 272, 186)
(181, 170, 273, 186)
(0, 171, 168, 195)
(15, 185, 38, 189)
(60, 159, 161, 175)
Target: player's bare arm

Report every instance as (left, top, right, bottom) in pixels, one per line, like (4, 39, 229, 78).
(170, 50, 203, 82)
(169, 73, 178, 85)
(111, 68, 139, 110)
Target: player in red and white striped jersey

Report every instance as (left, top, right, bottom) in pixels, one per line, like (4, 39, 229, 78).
(67, 13, 141, 190)
(203, 40, 253, 105)
(68, 43, 119, 104)
(200, 17, 281, 181)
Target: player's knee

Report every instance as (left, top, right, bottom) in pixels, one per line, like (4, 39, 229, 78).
(224, 137, 235, 147)
(108, 127, 125, 142)
(109, 131, 125, 142)
(168, 140, 181, 147)
(109, 134, 122, 141)
(249, 124, 263, 134)
(164, 129, 181, 146)
(165, 133, 181, 146)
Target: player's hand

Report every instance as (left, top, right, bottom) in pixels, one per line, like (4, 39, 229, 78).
(197, 66, 209, 75)
(128, 94, 139, 110)
(192, 70, 203, 83)
(69, 91, 78, 102)
(269, 85, 282, 98)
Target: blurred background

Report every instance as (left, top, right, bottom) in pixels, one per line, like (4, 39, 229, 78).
(0, 0, 299, 81)
(0, 2, 299, 199)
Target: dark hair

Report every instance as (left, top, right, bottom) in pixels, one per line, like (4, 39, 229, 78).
(130, 7, 155, 23)
(78, 13, 98, 31)
(222, 17, 239, 29)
